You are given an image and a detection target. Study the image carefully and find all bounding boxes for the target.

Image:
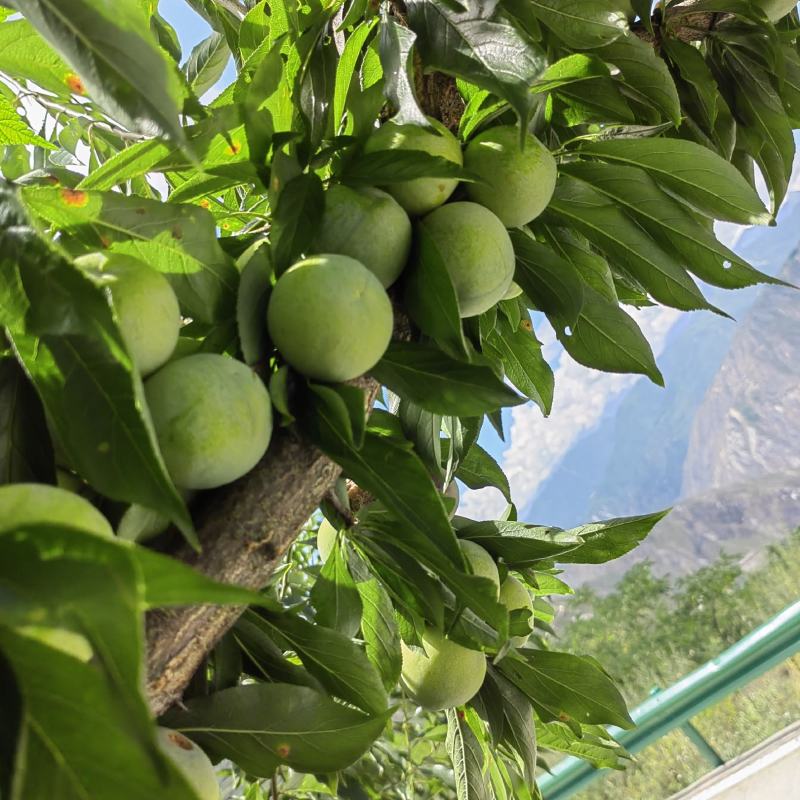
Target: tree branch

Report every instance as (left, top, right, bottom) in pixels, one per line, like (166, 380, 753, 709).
(146, 377, 379, 716)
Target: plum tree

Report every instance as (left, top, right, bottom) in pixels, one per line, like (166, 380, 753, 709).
(144, 354, 272, 490)
(314, 185, 412, 288)
(464, 126, 557, 229)
(0, 483, 113, 537)
(420, 202, 515, 317)
(76, 252, 181, 376)
(459, 539, 500, 596)
(156, 728, 219, 800)
(363, 118, 463, 215)
(400, 627, 487, 710)
(500, 575, 535, 648)
(1, 2, 796, 798)
(267, 254, 393, 382)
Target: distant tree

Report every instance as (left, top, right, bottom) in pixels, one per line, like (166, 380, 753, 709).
(0, 1, 798, 798)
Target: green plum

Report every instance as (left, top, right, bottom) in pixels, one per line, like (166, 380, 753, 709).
(464, 125, 557, 228)
(267, 254, 393, 382)
(364, 118, 463, 216)
(459, 539, 500, 597)
(0, 483, 113, 537)
(500, 574, 534, 648)
(144, 354, 272, 490)
(400, 627, 486, 710)
(156, 727, 219, 800)
(314, 185, 412, 287)
(77, 252, 181, 375)
(420, 202, 515, 317)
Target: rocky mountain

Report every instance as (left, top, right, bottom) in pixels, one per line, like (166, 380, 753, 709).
(522, 197, 800, 588)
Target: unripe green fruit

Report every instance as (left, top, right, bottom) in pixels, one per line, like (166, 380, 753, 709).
(315, 185, 412, 288)
(364, 118, 463, 216)
(755, 0, 797, 20)
(459, 540, 500, 597)
(145, 354, 272, 490)
(77, 252, 181, 376)
(156, 727, 219, 800)
(317, 517, 338, 562)
(464, 126, 557, 228)
(421, 202, 515, 317)
(0, 483, 113, 537)
(267, 254, 393, 382)
(500, 574, 534, 648)
(400, 627, 486, 710)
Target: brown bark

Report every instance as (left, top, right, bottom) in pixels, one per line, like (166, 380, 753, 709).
(144, 4, 725, 717)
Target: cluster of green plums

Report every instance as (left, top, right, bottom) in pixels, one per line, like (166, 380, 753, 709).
(318, 483, 536, 712)
(268, 119, 557, 384)
(68, 117, 557, 507)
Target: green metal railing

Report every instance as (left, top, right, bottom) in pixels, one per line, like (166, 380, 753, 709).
(539, 598, 800, 800)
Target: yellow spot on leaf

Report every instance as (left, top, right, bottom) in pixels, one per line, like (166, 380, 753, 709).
(60, 188, 89, 207)
(65, 73, 86, 95)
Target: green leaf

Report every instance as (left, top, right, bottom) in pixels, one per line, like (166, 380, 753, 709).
(562, 161, 780, 289)
(15, 0, 186, 142)
(378, 14, 428, 126)
(248, 610, 388, 716)
(184, 31, 231, 98)
(558, 510, 669, 564)
(485, 317, 554, 415)
(528, 0, 628, 49)
(335, 18, 379, 130)
(164, 683, 391, 776)
(446, 707, 491, 800)
(398, 400, 443, 477)
(0, 527, 201, 800)
(577, 138, 772, 225)
(536, 720, 629, 769)
(510, 231, 585, 330)
(498, 651, 633, 728)
(297, 389, 463, 568)
(359, 507, 508, 638)
(351, 554, 403, 692)
(0, 18, 74, 96)
(459, 521, 582, 567)
(404, 220, 469, 359)
(236, 240, 273, 365)
(21, 186, 238, 325)
(721, 48, 795, 215)
(455, 442, 511, 504)
(0, 95, 55, 148)
(558, 284, 663, 384)
(271, 172, 325, 275)
(0, 356, 55, 485)
(596, 34, 681, 126)
(0, 184, 193, 538)
(340, 148, 471, 185)
(371, 341, 524, 416)
(311, 538, 363, 638)
(545, 174, 714, 312)
(406, 0, 547, 128)
(483, 667, 537, 782)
